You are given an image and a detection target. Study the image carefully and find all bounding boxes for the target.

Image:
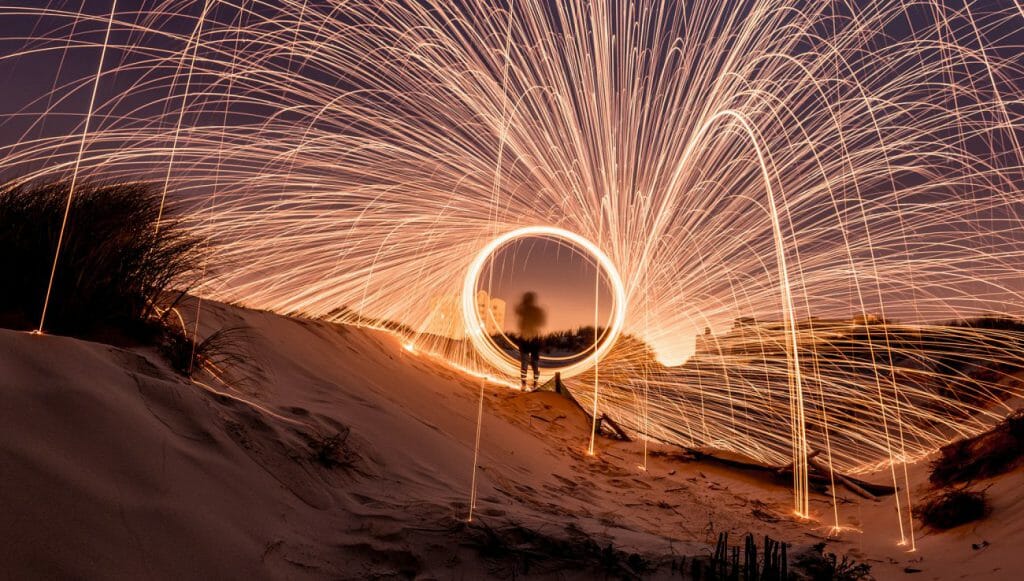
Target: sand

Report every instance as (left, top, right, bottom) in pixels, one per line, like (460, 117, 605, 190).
(1, 298, 1021, 579)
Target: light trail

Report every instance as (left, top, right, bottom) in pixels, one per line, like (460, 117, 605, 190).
(467, 376, 486, 523)
(461, 226, 627, 382)
(156, 0, 212, 233)
(36, 0, 118, 333)
(588, 216, 602, 456)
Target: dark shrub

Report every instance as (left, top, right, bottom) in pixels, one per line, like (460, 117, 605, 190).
(794, 542, 872, 580)
(465, 519, 652, 578)
(916, 489, 989, 530)
(951, 315, 1024, 334)
(930, 411, 1024, 486)
(160, 325, 254, 382)
(308, 430, 354, 469)
(0, 178, 203, 339)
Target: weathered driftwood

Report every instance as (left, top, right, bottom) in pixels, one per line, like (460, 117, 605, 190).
(596, 413, 631, 441)
(538, 375, 891, 496)
(685, 446, 896, 498)
(775, 449, 822, 475)
(807, 454, 877, 500)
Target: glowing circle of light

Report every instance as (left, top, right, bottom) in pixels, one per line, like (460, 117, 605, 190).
(461, 226, 626, 383)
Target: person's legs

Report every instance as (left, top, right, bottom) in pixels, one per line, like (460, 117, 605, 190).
(530, 345, 540, 388)
(520, 348, 528, 388)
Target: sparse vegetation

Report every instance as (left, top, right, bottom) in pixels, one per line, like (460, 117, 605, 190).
(464, 519, 652, 578)
(160, 324, 257, 383)
(916, 489, 990, 530)
(462, 522, 807, 580)
(0, 176, 265, 384)
(793, 542, 872, 580)
(308, 430, 354, 469)
(930, 411, 1024, 487)
(0, 177, 204, 340)
(950, 315, 1024, 334)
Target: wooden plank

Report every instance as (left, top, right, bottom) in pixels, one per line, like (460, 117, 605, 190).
(775, 450, 821, 475)
(600, 413, 631, 441)
(807, 455, 877, 500)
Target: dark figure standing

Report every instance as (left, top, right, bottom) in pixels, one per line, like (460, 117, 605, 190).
(514, 292, 546, 390)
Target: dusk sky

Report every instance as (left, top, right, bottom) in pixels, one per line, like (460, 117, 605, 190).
(479, 235, 613, 334)
(0, 0, 1021, 359)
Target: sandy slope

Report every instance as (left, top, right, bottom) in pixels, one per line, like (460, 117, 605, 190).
(1, 299, 1020, 579)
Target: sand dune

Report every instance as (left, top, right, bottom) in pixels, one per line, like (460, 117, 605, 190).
(1, 299, 1021, 579)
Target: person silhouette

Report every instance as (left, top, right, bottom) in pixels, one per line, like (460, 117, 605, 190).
(514, 291, 546, 390)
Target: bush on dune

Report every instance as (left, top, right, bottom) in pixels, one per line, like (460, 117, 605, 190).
(160, 324, 256, 384)
(0, 177, 204, 340)
(950, 315, 1024, 334)
(793, 542, 872, 580)
(930, 411, 1024, 487)
(921, 412, 1023, 532)
(916, 489, 990, 530)
(464, 519, 652, 578)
